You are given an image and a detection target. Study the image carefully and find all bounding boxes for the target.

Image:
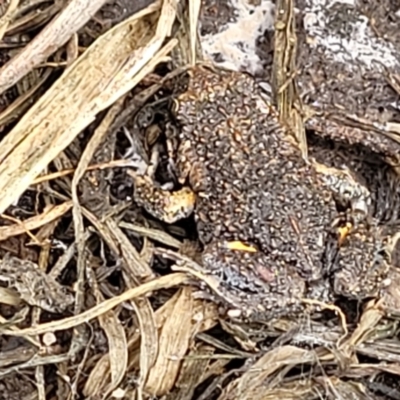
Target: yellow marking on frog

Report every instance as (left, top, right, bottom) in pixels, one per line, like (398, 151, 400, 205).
(225, 241, 257, 253)
(163, 187, 196, 222)
(338, 222, 353, 245)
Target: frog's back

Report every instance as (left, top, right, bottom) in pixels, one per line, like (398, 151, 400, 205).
(174, 66, 338, 280)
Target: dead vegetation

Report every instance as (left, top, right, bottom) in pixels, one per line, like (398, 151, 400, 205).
(0, 0, 400, 399)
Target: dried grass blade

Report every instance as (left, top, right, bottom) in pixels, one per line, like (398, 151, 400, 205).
(0, 68, 53, 127)
(339, 299, 384, 352)
(0, 273, 189, 337)
(0, 287, 21, 307)
(222, 346, 316, 400)
(131, 299, 158, 400)
(82, 357, 109, 397)
(189, 0, 201, 64)
(105, 219, 154, 280)
(83, 290, 183, 398)
(0, 0, 19, 43)
(0, 0, 109, 94)
(0, 201, 72, 241)
(101, 219, 158, 399)
(119, 221, 182, 249)
(98, 310, 128, 391)
(0, 1, 174, 215)
(172, 344, 215, 400)
(145, 287, 194, 396)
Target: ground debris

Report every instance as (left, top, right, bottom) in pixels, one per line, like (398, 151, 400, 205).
(0, 254, 74, 313)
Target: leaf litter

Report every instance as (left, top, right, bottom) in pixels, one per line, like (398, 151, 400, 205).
(0, 0, 400, 399)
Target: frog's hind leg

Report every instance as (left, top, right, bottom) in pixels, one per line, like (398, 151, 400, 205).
(313, 161, 372, 226)
(332, 224, 391, 300)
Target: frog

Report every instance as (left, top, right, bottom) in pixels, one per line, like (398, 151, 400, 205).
(131, 65, 392, 321)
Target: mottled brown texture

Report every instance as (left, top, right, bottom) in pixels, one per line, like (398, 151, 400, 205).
(0, 255, 74, 313)
(295, 0, 400, 170)
(297, 0, 400, 116)
(308, 132, 400, 224)
(199, 0, 234, 37)
(333, 224, 390, 299)
(133, 66, 393, 321)
(307, 117, 400, 167)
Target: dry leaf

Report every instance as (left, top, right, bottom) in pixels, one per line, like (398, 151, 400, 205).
(98, 311, 128, 390)
(145, 287, 194, 396)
